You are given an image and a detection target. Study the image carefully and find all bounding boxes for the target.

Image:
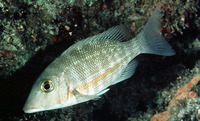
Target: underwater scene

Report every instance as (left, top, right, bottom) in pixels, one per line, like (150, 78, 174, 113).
(0, 0, 200, 121)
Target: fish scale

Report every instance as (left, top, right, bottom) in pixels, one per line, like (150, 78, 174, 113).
(23, 5, 175, 113)
(67, 41, 131, 94)
(63, 40, 130, 91)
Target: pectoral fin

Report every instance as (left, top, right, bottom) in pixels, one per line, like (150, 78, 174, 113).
(113, 59, 138, 85)
(72, 88, 109, 102)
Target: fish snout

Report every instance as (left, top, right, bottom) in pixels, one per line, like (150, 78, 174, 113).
(23, 105, 44, 113)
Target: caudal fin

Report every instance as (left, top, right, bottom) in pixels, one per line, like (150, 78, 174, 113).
(133, 5, 175, 56)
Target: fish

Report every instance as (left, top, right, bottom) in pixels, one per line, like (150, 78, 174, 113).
(23, 5, 175, 113)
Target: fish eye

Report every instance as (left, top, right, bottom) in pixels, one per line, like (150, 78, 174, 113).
(41, 80, 54, 92)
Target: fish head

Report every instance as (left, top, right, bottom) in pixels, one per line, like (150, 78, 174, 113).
(23, 74, 73, 113)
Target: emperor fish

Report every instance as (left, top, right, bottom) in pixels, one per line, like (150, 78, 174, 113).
(23, 5, 175, 113)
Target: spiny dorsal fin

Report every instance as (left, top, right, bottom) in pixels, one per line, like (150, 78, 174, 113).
(93, 25, 131, 42)
(64, 25, 131, 53)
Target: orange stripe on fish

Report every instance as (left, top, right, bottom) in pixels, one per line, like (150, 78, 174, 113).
(77, 51, 135, 91)
(66, 83, 70, 100)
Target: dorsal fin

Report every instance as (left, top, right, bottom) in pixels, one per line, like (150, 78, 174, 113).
(64, 25, 131, 53)
(93, 25, 131, 42)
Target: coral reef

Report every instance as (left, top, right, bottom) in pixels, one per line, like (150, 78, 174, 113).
(151, 75, 200, 121)
(0, 0, 200, 121)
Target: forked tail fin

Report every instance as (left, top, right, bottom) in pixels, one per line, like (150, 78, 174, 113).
(132, 5, 175, 56)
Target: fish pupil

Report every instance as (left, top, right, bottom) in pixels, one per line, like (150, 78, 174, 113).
(41, 80, 54, 92)
(44, 83, 50, 90)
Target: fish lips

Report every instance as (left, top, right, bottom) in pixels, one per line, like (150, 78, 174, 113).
(23, 107, 44, 113)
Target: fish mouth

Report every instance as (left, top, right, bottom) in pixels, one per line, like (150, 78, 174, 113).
(23, 103, 63, 113)
(23, 104, 45, 113)
(23, 99, 71, 113)
(23, 107, 44, 113)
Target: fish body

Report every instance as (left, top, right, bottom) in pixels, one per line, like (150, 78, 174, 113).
(23, 5, 175, 113)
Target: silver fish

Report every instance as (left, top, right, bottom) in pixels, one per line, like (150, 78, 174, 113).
(23, 5, 175, 113)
